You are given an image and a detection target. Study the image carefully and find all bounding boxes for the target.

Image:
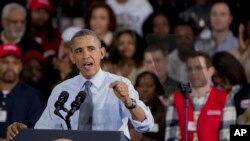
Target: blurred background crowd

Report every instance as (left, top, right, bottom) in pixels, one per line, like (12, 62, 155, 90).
(1, 0, 250, 140)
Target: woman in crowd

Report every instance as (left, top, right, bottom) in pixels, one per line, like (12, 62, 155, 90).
(110, 30, 145, 84)
(143, 11, 170, 37)
(85, 2, 116, 47)
(130, 71, 166, 141)
(212, 51, 250, 117)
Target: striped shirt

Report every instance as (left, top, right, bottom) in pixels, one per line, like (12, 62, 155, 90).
(165, 90, 236, 141)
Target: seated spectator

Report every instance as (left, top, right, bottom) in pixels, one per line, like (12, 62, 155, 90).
(85, 2, 116, 48)
(195, 1, 238, 56)
(0, 43, 45, 140)
(165, 51, 236, 141)
(22, 50, 51, 99)
(106, 0, 153, 36)
(144, 45, 179, 100)
(27, 0, 61, 60)
(212, 51, 250, 118)
(110, 30, 145, 84)
(129, 71, 166, 141)
(143, 12, 170, 37)
(168, 22, 196, 83)
(0, 3, 43, 56)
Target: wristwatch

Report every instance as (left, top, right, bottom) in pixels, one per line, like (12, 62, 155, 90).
(125, 98, 137, 109)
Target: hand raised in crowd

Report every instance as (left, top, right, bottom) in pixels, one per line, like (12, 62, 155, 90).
(6, 122, 27, 140)
(238, 23, 249, 53)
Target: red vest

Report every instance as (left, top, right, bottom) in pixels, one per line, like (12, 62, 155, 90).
(173, 86, 228, 141)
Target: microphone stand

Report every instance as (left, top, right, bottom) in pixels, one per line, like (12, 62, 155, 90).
(179, 82, 192, 141)
(54, 108, 72, 130)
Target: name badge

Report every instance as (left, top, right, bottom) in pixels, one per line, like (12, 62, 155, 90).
(149, 123, 159, 133)
(188, 121, 196, 131)
(207, 110, 221, 116)
(241, 100, 250, 109)
(0, 110, 7, 122)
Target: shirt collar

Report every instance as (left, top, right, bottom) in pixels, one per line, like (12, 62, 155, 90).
(78, 69, 105, 89)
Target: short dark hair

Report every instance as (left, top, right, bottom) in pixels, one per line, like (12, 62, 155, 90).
(145, 45, 168, 57)
(134, 71, 165, 96)
(212, 51, 247, 85)
(211, 0, 232, 15)
(70, 29, 102, 48)
(85, 2, 116, 32)
(187, 51, 212, 68)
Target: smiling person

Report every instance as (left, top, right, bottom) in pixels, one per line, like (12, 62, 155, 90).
(7, 29, 154, 141)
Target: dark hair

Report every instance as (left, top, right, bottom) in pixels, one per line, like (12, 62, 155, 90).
(144, 45, 168, 57)
(110, 30, 144, 67)
(142, 11, 169, 36)
(85, 2, 116, 32)
(212, 51, 247, 85)
(210, 0, 232, 15)
(70, 29, 102, 48)
(174, 20, 196, 36)
(134, 71, 165, 95)
(187, 51, 212, 68)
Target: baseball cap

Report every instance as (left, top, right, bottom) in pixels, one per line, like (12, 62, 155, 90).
(62, 27, 82, 42)
(0, 43, 22, 59)
(23, 50, 45, 64)
(28, 0, 52, 13)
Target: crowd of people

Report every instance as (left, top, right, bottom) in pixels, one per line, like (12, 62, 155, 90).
(1, 0, 250, 141)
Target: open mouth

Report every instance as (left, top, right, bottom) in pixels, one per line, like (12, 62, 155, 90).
(83, 62, 94, 70)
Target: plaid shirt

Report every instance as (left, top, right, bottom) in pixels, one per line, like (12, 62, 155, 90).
(165, 91, 236, 141)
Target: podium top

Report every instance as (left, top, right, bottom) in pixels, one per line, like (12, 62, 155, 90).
(13, 129, 126, 141)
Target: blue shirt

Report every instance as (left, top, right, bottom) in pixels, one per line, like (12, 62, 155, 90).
(0, 81, 45, 138)
(195, 31, 238, 56)
(35, 69, 154, 139)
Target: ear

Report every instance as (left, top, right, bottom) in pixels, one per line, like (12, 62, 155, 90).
(229, 15, 233, 25)
(69, 51, 76, 64)
(208, 66, 215, 77)
(100, 47, 106, 60)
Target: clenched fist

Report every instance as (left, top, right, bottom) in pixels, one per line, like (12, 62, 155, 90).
(110, 81, 132, 107)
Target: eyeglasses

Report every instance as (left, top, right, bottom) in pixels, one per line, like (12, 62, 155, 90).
(5, 18, 26, 25)
(187, 66, 207, 72)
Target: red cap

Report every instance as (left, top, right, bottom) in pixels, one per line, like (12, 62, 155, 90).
(28, 0, 52, 13)
(23, 50, 45, 64)
(0, 43, 22, 59)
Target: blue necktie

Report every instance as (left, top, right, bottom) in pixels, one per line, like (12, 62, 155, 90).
(78, 81, 93, 130)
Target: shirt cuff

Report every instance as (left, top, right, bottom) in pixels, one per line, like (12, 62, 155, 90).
(129, 100, 154, 132)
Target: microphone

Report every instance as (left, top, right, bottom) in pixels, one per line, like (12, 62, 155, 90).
(66, 91, 86, 118)
(54, 91, 69, 119)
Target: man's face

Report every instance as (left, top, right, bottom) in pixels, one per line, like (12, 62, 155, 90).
(144, 50, 167, 78)
(0, 55, 22, 83)
(70, 35, 105, 79)
(187, 56, 213, 88)
(144, 52, 157, 74)
(1, 8, 26, 40)
(174, 25, 195, 53)
(31, 9, 49, 27)
(210, 3, 232, 32)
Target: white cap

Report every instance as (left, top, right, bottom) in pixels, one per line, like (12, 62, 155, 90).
(62, 27, 82, 42)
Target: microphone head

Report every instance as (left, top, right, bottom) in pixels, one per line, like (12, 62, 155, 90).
(75, 91, 87, 103)
(55, 91, 69, 110)
(59, 91, 69, 102)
